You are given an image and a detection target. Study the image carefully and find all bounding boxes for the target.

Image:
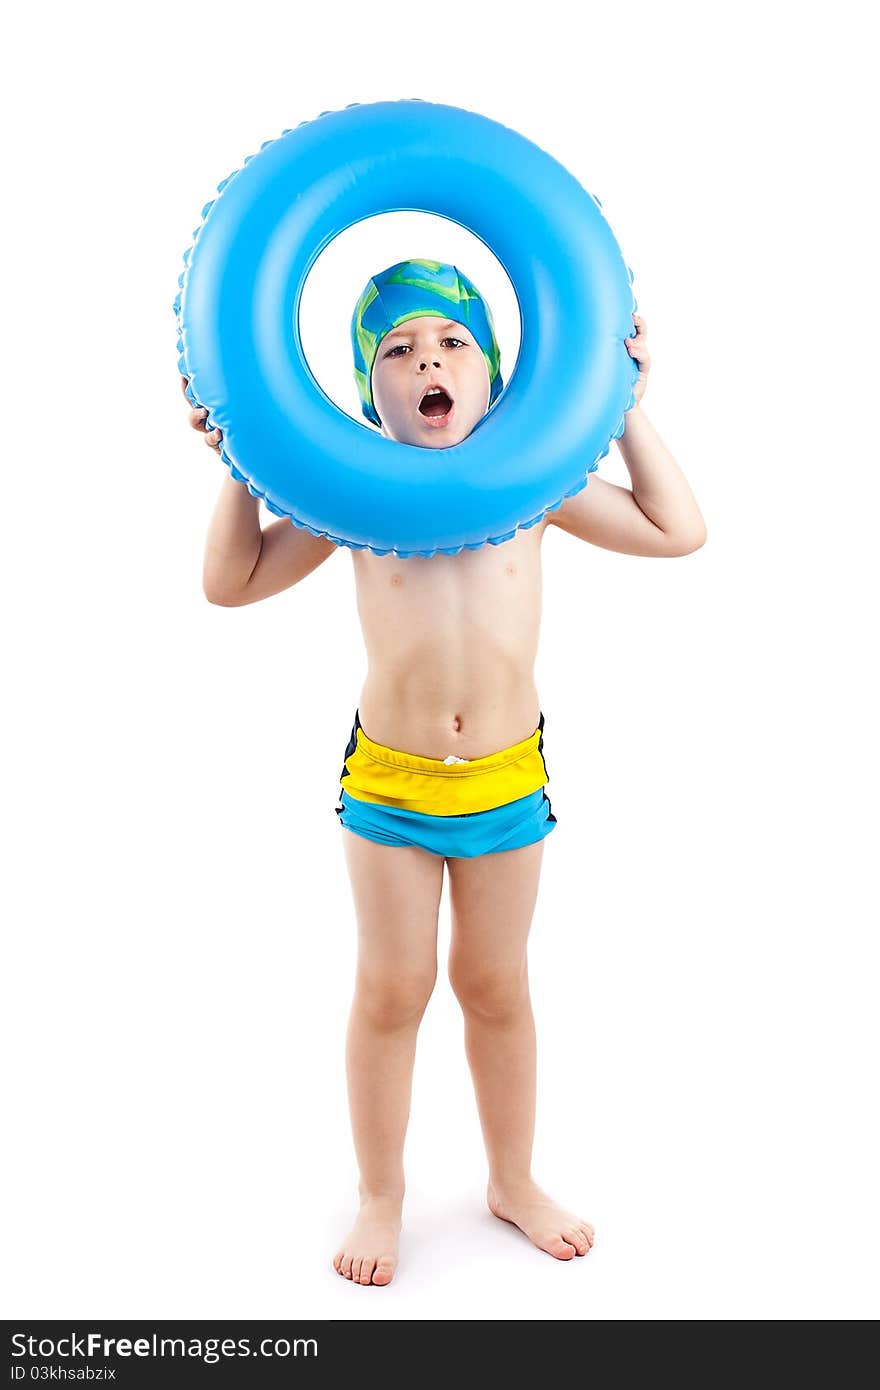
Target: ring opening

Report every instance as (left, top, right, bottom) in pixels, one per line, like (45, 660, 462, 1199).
(298, 210, 523, 430)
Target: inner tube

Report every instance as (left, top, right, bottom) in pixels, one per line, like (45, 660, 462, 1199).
(175, 99, 638, 558)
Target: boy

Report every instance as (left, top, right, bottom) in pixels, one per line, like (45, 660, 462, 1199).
(182, 258, 707, 1288)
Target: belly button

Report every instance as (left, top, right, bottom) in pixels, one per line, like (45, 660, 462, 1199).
(452, 715, 462, 732)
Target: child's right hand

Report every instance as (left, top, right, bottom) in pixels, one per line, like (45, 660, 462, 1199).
(181, 375, 223, 452)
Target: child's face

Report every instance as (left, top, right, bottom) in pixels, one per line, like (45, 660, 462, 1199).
(371, 316, 491, 447)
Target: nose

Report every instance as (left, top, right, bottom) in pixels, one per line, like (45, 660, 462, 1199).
(419, 359, 441, 370)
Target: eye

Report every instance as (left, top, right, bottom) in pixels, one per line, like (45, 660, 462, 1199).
(385, 337, 468, 358)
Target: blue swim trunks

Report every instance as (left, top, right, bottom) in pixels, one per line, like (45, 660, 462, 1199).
(334, 710, 557, 859)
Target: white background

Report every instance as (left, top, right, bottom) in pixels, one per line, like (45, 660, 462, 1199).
(3, 0, 877, 1322)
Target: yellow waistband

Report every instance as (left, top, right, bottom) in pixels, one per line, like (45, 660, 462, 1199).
(340, 720, 550, 817)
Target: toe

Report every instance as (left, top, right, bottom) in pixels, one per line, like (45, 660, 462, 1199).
(373, 1259, 395, 1285)
(548, 1236, 576, 1260)
(565, 1228, 589, 1255)
(340, 1255, 353, 1279)
(359, 1258, 376, 1284)
(351, 1257, 363, 1283)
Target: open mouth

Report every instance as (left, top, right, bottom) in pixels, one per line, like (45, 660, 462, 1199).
(418, 386, 455, 426)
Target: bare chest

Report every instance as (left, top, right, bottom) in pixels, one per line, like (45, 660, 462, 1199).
(351, 521, 545, 633)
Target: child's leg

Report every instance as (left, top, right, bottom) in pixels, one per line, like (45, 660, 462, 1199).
(333, 828, 444, 1285)
(447, 839, 544, 1183)
(446, 840, 594, 1260)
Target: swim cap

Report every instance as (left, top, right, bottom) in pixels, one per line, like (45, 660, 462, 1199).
(351, 258, 504, 428)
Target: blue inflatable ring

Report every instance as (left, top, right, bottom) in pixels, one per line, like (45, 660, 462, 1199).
(175, 99, 638, 558)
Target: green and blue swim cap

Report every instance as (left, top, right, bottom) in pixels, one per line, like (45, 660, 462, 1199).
(351, 258, 504, 428)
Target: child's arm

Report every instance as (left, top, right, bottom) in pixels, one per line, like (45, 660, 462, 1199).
(546, 406, 706, 555)
(183, 377, 336, 605)
(544, 317, 707, 556)
(203, 473, 337, 606)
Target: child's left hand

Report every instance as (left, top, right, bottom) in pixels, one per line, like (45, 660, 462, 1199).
(625, 314, 651, 406)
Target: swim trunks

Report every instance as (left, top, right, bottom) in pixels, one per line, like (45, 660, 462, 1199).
(334, 709, 558, 858)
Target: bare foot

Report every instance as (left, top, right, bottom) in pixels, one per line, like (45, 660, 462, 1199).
(332, 1195, 402, 1286)
(487, 1179, 594, 1260)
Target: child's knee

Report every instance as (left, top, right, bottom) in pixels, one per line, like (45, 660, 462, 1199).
(355, 965, 438, 1029)
(448, 963, 529, 1021)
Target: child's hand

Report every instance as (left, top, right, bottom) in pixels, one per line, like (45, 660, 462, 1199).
(624, 314, 651, 406)
(180, 375, 223, 452)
